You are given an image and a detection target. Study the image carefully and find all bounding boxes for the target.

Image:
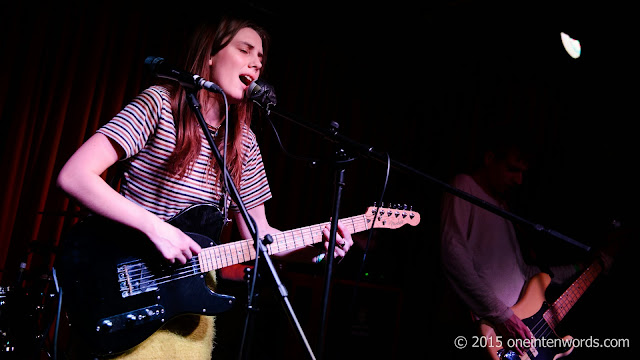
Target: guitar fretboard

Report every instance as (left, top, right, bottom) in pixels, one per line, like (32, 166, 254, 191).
(543, 261, 602, 329)
(197, 214, 371, 272)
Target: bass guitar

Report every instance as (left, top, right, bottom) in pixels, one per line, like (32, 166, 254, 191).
(480, 260, 603, 360)
(55, 203, 420, 356)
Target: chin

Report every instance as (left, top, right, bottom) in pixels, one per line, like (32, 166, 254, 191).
(225, 92, 244, 104)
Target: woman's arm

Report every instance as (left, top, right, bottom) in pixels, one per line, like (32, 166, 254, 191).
(57, 133, 201, 264)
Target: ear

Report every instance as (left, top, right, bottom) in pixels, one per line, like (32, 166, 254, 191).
(209, 57, 213, 66)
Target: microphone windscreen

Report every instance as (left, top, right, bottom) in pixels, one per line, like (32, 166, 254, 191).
(248, 81, 262, 97)
(144, 56, 165, 72)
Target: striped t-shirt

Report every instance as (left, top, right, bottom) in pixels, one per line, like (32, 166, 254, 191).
(97, 85, 272, 221)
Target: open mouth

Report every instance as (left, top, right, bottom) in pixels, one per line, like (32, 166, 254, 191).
(240, 75, 253, 85)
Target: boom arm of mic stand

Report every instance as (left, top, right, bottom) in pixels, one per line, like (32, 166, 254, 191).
(261, 103, 590, 252)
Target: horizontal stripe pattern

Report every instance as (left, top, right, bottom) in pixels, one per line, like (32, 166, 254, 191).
(97, 85, 271, 220)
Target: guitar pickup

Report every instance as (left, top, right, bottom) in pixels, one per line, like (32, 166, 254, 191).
(96, 304, 165, 333)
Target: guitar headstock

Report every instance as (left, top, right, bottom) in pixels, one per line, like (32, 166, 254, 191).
(364, 205, 421, 229)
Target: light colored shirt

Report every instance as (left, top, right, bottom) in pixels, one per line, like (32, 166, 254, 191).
(440, 173, 539, 322)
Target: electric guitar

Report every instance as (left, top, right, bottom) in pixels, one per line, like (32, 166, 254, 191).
(480, 260, 603, 360)
(54, 203, 420, 356)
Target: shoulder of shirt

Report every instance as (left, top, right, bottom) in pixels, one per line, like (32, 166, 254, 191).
(140, 85, 171, 100)
(130, 86, 172, 116)
(451, 173, 474, 187)
(450, 173, 483, 195)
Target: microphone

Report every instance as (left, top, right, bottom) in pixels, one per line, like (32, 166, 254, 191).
(144, 56, 223, 93)
(15, 261, 26, 288)
(247, 79, 277, 108)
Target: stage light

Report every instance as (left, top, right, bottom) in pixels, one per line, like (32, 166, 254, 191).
(561, 32, 581, 59)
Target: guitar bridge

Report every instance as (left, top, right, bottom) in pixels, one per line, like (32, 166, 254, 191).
(118, 260, 158, 298)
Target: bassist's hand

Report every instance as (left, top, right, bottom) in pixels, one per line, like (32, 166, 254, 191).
(147, 220, 202, 264)
(495, 313, 535, 356)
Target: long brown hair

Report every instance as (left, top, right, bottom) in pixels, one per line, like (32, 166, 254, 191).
(166, 16, 270, 188)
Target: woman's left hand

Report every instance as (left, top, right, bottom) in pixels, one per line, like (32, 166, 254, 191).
(321, 222, 354, 259)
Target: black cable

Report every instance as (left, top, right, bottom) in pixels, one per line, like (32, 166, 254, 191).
(53, 290, 62, 360)
(51, 267, 61, 360)
(346, 152, 391, 336)
(221, 93, 230, 221)
(258, 103, 390, 357)
(264, 112, 322, 165)
(359, 152, 390, 280)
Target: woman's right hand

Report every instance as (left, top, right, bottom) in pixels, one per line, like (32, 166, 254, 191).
(147, 220, 202, 264)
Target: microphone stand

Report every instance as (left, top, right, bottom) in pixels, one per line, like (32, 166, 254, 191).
(253, 101, 591, 359)
(184, 89, 316, 360)
(316, 122, 355, 360)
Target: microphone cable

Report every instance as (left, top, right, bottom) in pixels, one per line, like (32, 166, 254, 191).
(263, 111, 322, 166)
(347, 152, 390, 319)
(256, 96, 393, 327)
(259, 105, 392, 290)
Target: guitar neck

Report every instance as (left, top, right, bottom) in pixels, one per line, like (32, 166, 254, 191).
(197, 214, 370, 272)
(543, 260, 602, 329)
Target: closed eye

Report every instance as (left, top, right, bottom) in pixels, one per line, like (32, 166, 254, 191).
(238, 41, 263, 60)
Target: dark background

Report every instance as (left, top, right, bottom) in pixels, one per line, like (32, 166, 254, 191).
(1, 1, 636, 359)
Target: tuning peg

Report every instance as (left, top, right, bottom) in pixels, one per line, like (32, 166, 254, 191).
(402, 204, 413, 218)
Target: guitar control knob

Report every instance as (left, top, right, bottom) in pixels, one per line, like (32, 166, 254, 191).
(98, 319, 113, 332)
(126, 314, 137, 323)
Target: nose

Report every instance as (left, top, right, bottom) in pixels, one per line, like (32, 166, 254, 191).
(249, 55, 262, 71)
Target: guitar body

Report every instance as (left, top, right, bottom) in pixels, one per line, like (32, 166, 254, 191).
(54, 204, 236, 357)
(480, 273, 574, 360)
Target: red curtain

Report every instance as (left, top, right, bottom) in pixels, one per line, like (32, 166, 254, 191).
(0, 4, 177, 284)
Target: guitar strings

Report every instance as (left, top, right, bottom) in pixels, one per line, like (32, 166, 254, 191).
(507, 263, 600, 357)
(119, 215, 379, 292)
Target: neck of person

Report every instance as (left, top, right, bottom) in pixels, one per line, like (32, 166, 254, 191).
(471, 172, 505, 207)
(203, 100, 227, 130)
